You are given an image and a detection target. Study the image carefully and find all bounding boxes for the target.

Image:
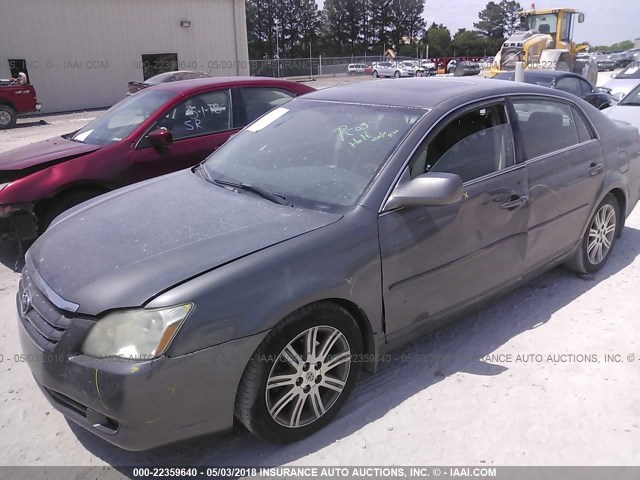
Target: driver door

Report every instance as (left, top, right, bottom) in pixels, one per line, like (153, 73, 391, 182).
(379, 101, 530, 339)
(128, 89, 238, 182)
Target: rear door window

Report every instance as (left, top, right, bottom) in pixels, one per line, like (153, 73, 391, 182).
(555, 77, 582, 97)
(572, 107, 594, 143)
(512, 99, 579, 160)
(238, 87, 296, 126)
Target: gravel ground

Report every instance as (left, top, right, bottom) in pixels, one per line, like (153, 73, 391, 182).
(0, 72, 639, 468)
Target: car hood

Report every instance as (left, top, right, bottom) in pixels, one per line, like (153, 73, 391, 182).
(603, 105, 640, 130)
(602, 79, 640, 97)
(0, 136, 100, 175)
(27, 170, 341, 316)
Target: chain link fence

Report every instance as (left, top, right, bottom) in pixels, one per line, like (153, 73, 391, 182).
(249, 55, 422, 78)
(249, 55, 488, 78)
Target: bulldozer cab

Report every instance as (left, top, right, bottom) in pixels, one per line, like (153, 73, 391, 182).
(519, 8, 585, 52)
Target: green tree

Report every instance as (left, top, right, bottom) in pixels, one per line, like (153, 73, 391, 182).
(500, 0, 523, 37)
(474, 1, 505, 39)
(451, 29, 489, 57)
(424, 22, 452, 57)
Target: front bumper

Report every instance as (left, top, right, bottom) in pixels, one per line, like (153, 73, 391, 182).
(17, 276, 267, 450)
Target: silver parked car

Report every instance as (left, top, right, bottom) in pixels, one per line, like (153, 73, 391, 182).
(372, 61, 413, 78)
(18, 78, 640, 450)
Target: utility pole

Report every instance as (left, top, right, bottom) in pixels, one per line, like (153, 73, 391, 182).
(275, 25, 281, 78)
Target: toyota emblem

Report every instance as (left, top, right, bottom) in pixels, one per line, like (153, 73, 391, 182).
(20, 289, 32, 316)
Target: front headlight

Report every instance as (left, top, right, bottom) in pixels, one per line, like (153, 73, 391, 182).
(82, 304, 192, 359)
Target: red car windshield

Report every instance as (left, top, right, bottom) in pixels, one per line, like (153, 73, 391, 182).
(71, 89, 174, 145)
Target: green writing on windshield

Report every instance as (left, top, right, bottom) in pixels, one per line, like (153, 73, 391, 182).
(334, 123, 400, 148)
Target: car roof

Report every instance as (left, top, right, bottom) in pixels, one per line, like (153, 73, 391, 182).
(304, 77, 570, 109)
(151, 76, 314, 94)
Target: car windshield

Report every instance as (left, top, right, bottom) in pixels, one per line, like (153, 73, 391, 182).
(620, 84, 640, 106)
(616, 64, 640, 79)
(70, 89, 174, 145)
(202, 99, 425, 212)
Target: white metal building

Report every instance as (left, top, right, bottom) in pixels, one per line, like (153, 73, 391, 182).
(0, 0, 250, 113)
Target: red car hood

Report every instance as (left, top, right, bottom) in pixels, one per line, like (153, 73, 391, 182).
(0, 136, 101, 171)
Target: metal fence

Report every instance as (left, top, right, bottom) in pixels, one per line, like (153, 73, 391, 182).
(249, 55, 487, 78)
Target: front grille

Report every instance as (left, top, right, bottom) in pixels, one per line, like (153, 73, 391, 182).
(19, 268, 72, 352)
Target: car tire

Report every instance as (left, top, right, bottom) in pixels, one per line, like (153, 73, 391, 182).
(41, 189, 106, 231)
(564, 193, 620, 274)
(0, 105, 17, 130)
(394, 71, 401, 78)
(372, 70, 379, 78)
(235, 302, 363, 443)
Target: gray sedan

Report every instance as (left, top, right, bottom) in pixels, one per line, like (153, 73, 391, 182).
(17, 78, 640, 450)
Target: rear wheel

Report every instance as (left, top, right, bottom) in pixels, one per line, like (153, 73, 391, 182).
(235, 302, 363, 443)
(564, 194, 620, 274)
(0, 105, 17, 130)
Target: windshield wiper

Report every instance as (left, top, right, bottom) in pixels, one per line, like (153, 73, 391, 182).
(213, 178, 292, 206)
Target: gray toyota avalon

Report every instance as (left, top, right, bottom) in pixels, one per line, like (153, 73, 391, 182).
(17, 78, 640, 450)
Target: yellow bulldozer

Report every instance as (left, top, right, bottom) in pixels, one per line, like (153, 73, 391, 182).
(490, 7, 598, 84)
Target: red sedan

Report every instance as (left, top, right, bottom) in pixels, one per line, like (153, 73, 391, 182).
(0, 77, 314, 242)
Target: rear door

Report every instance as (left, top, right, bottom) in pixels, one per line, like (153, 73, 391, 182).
(380, 100, 530, 339)
(511, 97, 605, 269)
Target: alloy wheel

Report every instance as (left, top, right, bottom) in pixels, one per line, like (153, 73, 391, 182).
(0, 111, 11, 126)
(587, 203, 616, 265)
(265, 325, 351, 428)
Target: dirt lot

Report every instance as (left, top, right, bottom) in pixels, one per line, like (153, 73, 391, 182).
(0, 73, 639, 467)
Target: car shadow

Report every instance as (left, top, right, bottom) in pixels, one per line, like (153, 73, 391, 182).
(15, 119, 49, 129)
(52, 226, 640, 468)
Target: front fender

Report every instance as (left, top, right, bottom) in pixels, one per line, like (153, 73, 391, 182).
(148, 208, 384, 357)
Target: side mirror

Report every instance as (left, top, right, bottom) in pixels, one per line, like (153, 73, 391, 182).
(385, 172, 463, 210)
(578, 13, 585, 23)
(147, 127, 173, 147)
(611, 92, 624, 102)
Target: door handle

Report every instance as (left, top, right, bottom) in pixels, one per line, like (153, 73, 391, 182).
(500, 195, 528, 209)
(588, 163, 603, 176)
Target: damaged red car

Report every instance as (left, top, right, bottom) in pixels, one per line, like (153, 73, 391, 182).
(0, 77, 313, 242)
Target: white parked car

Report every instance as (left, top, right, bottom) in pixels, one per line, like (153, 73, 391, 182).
(602, 63, 640, 101)
(603, 82, 640, 130)
(347, 63, 367, 75)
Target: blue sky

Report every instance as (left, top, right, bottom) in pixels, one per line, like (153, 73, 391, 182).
(316, 0, 638, 46)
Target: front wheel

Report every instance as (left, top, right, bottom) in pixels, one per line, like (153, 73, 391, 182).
(394, 71, 401, 78)
(235, 302, 363, 443)
(0, 105, 17, 130)
(564, 193, 620, 274)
